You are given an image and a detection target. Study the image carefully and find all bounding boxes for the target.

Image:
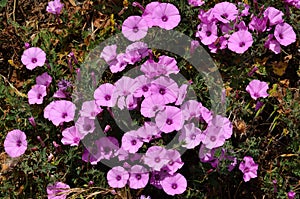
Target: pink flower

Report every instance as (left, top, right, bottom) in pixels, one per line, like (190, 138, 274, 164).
(239, 156, 258, 182)
(109, 53, 128, 73)
(75, 116, 95, 136)
(142, 2, 161, 28)
(287, 191, 296, 199)
(4, 129, 27, 158)
(196, 22, 218, 45)
(212, 2, 238, 23)
(44, 100, 76, 126)
(161, 173, 187, 196)
(246, 80, 269, 100)
(157, 55, 179, 76)
(144, 146, 169, 171)
(264, 34, 281, 54)
(36, 72, 52, 87)
(94, 83, 117, 107)
(155, 106, 183, 133)
(133, 75, 152, 98)
(263, 7, 284, 26)
(28, 85, 47, 104)
(46, 182, 70, 199)
(122, 16, 148, 41)
(228, 30, 253, 54)
(107, 166, 129, 188)
(79, 100, 103, 119)
(188, 0, 205, 7)
(121, 130, 143, 153)
(100, 44, 117, 65)
(152, 3, 181, 30)
(274, 23, 296, 46)
(141, 95, 165, 117)
(150, 77, 179, 104)
(128, 165, 149, 189)
(164, 149, 184, 174)
(61, 126, 83, 146)
(21, 47, 46, 70)
(46, 0, 64, 15)
(179, 123, 203, 149)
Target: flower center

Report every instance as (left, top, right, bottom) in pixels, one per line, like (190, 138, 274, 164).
(37, 93, 42, 99)
(166, 118, 173, 125)
(73, 137, 80, 143)
(244, 167, 250, 173)
(154, 174, 160, 180)
(31, 58, 37, 63)
(162, 15, 168, 22)
(136, 174, 142, 180)
(210, 136, 216, 142)
(279, 33, 283, 39)
(172, 183, 178, 189)
(16, 140, 22, 147)
(191, 134, 196, 140)
(133, 26, 139, 33)
(116, 175, 121, 181)
(159, 88, 166, 95)
(62, 112, 68, 118)
(131, 140, 137, 145)
(155, 157, 160, 163)
(104, 95, 111, 101)
(142, 86, 148, 92)
(84, 124, 92, 131)
(206, 31, 212, 37)
(221, 13, 228, 19)
(239, 42, 245, 47)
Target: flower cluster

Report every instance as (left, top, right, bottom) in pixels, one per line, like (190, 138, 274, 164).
(195, 2, 296, 54)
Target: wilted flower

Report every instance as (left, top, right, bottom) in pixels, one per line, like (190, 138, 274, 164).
(288, 191, 296, 199)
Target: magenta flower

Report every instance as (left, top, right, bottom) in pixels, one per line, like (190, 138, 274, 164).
(246, 80, 269, 100)
(263, 7, 284, 26)
(94, 83, 117, 107)
(128, 165, 149, 189)
(140, 59, 160, 78)
(239, 156, 258, 182)
(122, 16, 148, 41)
(121, 130, 143, 153)
(202, 124, 226, 149)
(152, 3, 181, 30)
(155, 106, 183, 133)
(212, 2, 238, 23)
(196, 22, 218, 45)
(137, 122, 160, 142)
(161, 173, 187, 196)
(144, 146, 169, 171)
(264, 34, 281, 54)
(28, 85, 47, 105)
(61, 126, 83, 146)
(248, 16, 267, 33)
(80, 100, 103, 119)
(46, 0, 64, 15)
(44, 100, 76, 126)
(107, 166, 129, 188)
(188, 0, 205, 7)
(36, 72, 52, 87)
(228, 30, 253, 54)
(100, 44, 117, 65)
(288, 191, 296, 199)
(179, 123, 203, 149)
(208, 36, 228, 53)
(4, 129, 27, 158)
(274, 23, 296, 46)
(21, 47, 46, 70)
(126, 42, 149, 59)
(47, 182, 70, 199)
